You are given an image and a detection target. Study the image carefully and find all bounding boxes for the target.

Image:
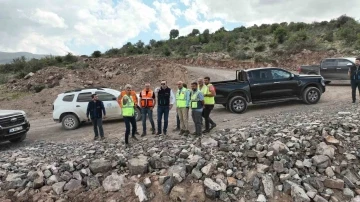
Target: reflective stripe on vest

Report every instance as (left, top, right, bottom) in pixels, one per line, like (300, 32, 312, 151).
(140, 90, 154, 107)
(176, 88, 187, 108)
(204, 83, 215, 105)
(122, 95, 135, 117)
(190, 90, 201, 109)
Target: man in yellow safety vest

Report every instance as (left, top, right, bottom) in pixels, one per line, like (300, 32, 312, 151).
(190, 81, 205, 136)
(121, 84, 139, 147)
(203, 76, 217, 133)
(176, 81, 190, 136)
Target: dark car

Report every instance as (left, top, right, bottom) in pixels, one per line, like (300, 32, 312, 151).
(213, 67, 326, 113)
(298, 57, 356, 83)
(0, 110, 30, 143)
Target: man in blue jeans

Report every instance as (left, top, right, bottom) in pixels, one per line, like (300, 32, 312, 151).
(156, 80, 175, 136)
(86, 94, 106, 140)
(348, 57, 360, 103)
(139, 83, 156, 136)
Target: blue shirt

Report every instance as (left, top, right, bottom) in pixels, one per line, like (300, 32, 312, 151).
(191, 90, 204, 112)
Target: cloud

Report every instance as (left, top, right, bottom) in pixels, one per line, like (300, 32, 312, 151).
(31, 9, 68, 28)
(197, 0, 360, 26)
(0, 0, 157, 55)
(0, 0, 359, 55)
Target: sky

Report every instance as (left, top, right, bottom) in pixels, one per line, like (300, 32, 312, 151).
(0, 0, 359, 56)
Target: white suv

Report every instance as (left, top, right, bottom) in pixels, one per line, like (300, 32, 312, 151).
(52, 87, 142, 130)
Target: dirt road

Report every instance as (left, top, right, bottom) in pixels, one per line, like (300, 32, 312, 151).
(1, 66, 353, 148)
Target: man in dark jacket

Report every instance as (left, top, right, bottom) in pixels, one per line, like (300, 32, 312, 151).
(348, 57, 360, 103)
(86, 94, 106, 140)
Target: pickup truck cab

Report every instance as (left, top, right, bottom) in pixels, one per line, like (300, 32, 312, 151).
(213, 67, 326, 113)
(299, 57, 356, 82)
(0, 110, 30, 143)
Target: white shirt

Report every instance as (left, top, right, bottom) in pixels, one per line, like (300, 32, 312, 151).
(169, 89, 175, 105)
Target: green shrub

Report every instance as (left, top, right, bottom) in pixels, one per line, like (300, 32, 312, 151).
(92, 51, 101, 58)
(274, 27, 288, 44)
(34, 85, 45, 93)
(269, 42, 278, 49)
(323, 32, 334, 42)
(163, 45, 171, 56)
(254, 44, 266, 52)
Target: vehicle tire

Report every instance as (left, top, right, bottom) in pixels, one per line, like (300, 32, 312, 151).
(228, 96, 248, 114)
(302, 87, 321, 104)
(62, 114, 80, 130)
(135, 107, 142, 122)
(9, 133, 27, 143)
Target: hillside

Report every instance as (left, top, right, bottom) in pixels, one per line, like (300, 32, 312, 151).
(100, 15, 360, 60)
(1, 15, 360, 86)
(0, 51, 49, 64)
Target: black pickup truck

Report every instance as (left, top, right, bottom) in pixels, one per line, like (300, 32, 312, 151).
(213, 67, 326, 113)
(298, 57, 355, 82)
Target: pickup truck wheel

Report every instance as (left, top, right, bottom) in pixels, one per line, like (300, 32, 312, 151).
(135, 107, 142, 122)
(228, 96, 248, 114)
(303, 87, 321, 104)
(9, 133, 27, 143)
(62, 114, 80, 130)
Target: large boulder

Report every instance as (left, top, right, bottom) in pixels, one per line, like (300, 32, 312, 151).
(89, 159, 112, 174)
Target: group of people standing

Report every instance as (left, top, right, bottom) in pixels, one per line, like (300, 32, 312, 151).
(86, 76, 217, 147)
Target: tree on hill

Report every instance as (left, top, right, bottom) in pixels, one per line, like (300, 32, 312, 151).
(169, 29, 179, 39)
(92, 50, 101, 58)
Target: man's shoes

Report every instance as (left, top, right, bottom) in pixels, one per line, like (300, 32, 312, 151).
(100, 136, 105, 140)
(132, 136, 139, 141)
(141, 133, 146, 137)
(94, 136, 99, 141)
(179, 130, 185, 135)
(210, 124, 217, 130)
(135, 131, 140, 135)
(172, 128, 180, 132)
(353, 100, 356, 103)
(156, 132, 161, 135)
(125, 143, 131, 148)
(183, 130, 190, 136)
(163, 131, 167, 136)
(152, 128, 156, 134)
(202, 129, 210, 134)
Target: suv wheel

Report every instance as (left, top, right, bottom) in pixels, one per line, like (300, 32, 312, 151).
(9, 133, 26, 143)
(228, 96, 248, 114)
(303, 87, 321, 104)
(62, 114, 80, 130)
(135, 107, 142, 121)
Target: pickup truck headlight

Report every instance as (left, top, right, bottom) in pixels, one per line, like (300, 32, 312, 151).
(321, 78, 325, 86)
(21, 112, 28, 121)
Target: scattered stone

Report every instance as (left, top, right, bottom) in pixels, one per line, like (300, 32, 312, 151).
(134, 183, 148, 202)
(163, 176, 176, 195)
(256, 194, 267, 202)
(52, 182, 66, 195)
(323, 179, 344, 190)
(262, 175, 274, 198)
(89, 159, 112, 174)
(64, 179, 82, 191)
(143, 177, 151, 188)
(204, 178, 221, 191)
(201, 138, 218, 148)
(102, 173, 125, 192)
(170, 185, 186, 201)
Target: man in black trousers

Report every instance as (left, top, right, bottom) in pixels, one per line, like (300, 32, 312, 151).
(348, 57, 360, 103)
(87, 94, 106, 140)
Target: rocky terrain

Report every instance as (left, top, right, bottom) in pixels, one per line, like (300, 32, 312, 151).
(1, 56, 188, 117)
(1, 103, 360, 202)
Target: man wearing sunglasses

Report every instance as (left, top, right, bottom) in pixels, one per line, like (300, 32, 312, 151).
(156, 80, 175, 136)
